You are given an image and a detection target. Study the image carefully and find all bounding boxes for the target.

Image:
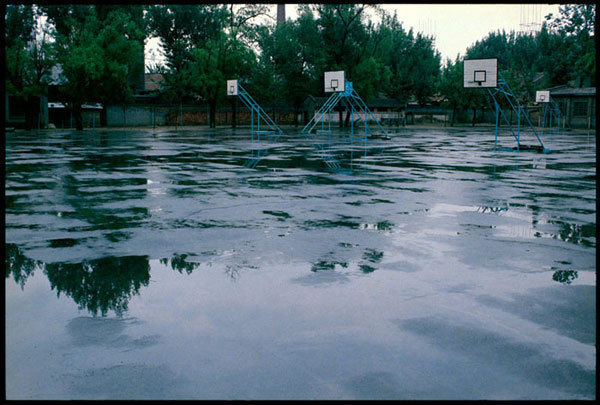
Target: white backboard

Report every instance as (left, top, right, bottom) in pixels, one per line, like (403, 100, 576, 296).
(536, 90, 550, 103)
(324, 71, 345, 93)
(227, 79, 238, 96)
(464, 59, 497, 88)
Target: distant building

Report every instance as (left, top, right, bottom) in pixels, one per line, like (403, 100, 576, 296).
(550, 86, 596, 129)
(144, 73, 164, 92)
(5, 94, 26, 128)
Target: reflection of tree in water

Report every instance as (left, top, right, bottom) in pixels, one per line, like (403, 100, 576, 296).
(477, 206, 509, 214)
(311, 248, 384, 274)
(311, 259, 348, 272)
(7, 246, 230, 316)
(44, 256, 151, 317)
(552, 269, 578, 284)
(359, 248, 384, 273)
(160, 253, 201, 274)
(551, 221, 596, 247)
(5, 243, 43, 289)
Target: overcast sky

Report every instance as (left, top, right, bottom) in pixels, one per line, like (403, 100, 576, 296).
(374, 3, 560, 62)
(145, 3, 561, 69)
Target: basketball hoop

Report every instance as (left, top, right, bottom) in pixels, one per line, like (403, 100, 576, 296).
(227, 79, 238, 96)
(474, 70, 486, 86)
(463, 59, 497, 88)
(330, 79, 338, 92)
(535, 90, 550, 103)
(324, 71, 345, 93)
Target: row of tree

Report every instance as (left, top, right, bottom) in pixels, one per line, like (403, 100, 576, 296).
(440, 4, 595, 125)
(4, 4, 595, 130)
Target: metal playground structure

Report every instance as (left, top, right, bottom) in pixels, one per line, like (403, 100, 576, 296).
(536, 90, 564, 136)
(227, 79, 283, 168)
(300, 71, 390, 169)
(464, 58, 548, 153)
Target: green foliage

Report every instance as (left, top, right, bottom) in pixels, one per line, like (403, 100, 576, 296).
(41, 5, 146, 129)
(377, 12, 441, 104)
(5, 4, 36, 46)
(146, 4, 228, 73)
(8, 3, 594, 130)
(226, 4, 271, 45)
(5, 4, 56, 129)
(353, 57, 391, 101)
(439, 56, 468, 125)
(546, 4, 595, 36)
(315, 4, 371, 73)
(547, 4, 596, 85)
(466, 6, 595, 96)
(256, 10, 325, 109)
(148, 4, 261, 126)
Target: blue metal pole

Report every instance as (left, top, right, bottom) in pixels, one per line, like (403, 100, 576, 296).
(239, 83, 282, 134)
(494, 99, 499, 151)
(351, 103, 354, 170)
(490, 90, 520, 143)
(364, 105, 367, 158)
(517, 104, 520, 151)
(350, 101, 354, 142)
(541, 103, 547, 136)
(302, 92, 341, 134)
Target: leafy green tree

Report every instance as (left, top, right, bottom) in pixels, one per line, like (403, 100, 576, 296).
(256, 7, 326, 124)
(535, 23, 571, 88)
(546, 4, 595, 85)
(226, 4, 272, 45)
(546, 4, 595, 35)
(439, 56, 469, 126)
(5, 4, 56, 130)
(43, 5, 146, 129)
(146, 5, 228, 107)
(148, 5, 266, 127)
(315, 4, 371, 73)
(352, 56, 391, 101)
(312, 4, 395, 126)
(378, 12, 441, 105)
(185, 33, 256, 127)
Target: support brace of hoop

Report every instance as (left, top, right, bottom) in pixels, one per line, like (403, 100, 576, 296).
(540, 96, 564, 136)
(486, 72, 547, 153)
(235, 82, 283, 143)
(301, 81, 389, 139)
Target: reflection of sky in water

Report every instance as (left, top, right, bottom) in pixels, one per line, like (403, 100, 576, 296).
(5, 128, 596, 400)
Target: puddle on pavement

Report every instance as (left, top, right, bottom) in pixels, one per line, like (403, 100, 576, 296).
(5, 128, 595, 400)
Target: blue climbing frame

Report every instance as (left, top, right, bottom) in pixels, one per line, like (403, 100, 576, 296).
(540, 96, 564, 136)
(301, 81, 389, 142)
(235, 83, 283, 143)
(301, 81, 389, 169)
(486, 72, 548, 153)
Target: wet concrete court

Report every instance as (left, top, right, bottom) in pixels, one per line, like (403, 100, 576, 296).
(5, 126, 596, 399)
